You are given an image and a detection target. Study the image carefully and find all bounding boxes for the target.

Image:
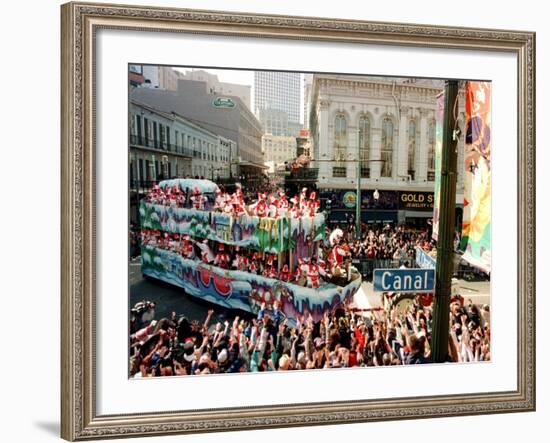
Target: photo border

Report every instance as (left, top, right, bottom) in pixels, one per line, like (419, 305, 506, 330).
(61, 1, 535, 440)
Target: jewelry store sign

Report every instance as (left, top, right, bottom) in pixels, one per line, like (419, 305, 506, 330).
(398, 191, 434, 211)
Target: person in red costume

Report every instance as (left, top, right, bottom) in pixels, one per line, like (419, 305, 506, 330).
(181, 235, 195, 259)
(213, 243, 230, 269)
(306, 257, 321, 288)
(307, 191, 320, 216)
(251, 192, 268, 217)
(279, 264, 290, 282)
(190, 187, 207, 210)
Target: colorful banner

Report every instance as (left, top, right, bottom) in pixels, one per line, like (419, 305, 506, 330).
(432, 92, 445, 240)
(460, 81, 491, 274)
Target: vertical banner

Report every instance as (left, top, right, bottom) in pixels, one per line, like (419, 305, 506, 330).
(460, 81, 491, 274)
(431, 92, 445, 240)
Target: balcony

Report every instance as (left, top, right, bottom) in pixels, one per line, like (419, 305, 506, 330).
(129, 134, 193, 158)
(284, 167, 319, 182)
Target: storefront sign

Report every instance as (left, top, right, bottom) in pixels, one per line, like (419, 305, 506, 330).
(398, 191, 434, 211)
(342, 191, 357, 208)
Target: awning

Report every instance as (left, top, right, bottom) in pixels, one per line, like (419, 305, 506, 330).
(329, 210, 397, 223)
(238, 161, 269, 170)
(404, 210, 433, 218)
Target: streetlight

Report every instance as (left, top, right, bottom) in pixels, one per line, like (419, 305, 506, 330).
(315, 154, 384, 239)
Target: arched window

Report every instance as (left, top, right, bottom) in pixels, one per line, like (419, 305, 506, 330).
(408, 119, 416, 180)
(358, 115, 370, 178)
(427, 119, 436, 181)
(380, 117, 394, 177)
(333, 114, 347, 177)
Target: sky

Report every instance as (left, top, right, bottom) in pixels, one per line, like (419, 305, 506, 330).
(174, 67, 255, 88)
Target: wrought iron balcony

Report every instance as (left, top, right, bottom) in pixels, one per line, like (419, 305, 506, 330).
(129, 134, 193, 157)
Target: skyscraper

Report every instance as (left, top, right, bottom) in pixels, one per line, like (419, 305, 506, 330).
(254, 71, 301, 127)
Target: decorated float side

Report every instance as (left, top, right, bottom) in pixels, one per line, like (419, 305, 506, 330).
(139, 179, 361, 322)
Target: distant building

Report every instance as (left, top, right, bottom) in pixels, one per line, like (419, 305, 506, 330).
(129, 100, 235, 182)
(254, 71, 301, 133)
(129, 65, 145, 88)
(296, 129, 311, 157)
(129, 65, 186, 91)
(303, 74, 314, 130)
(131, 79, 265, 182)
(179, 69, 251, 111)
(257, 108, 303, 138)
(262, 134, 297, 167)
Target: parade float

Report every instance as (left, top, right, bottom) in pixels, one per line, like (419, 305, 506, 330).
(139, 179, 361, 322)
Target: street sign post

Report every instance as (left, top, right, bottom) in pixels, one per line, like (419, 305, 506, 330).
(373, 268, 435, 293)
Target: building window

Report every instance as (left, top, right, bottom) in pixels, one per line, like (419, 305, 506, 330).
(408, 119, 416, 180)
(159, 125, 165, 149)
(153, 122, 158, 148)
(333, 113, 347, 177)
(135, 115, 142, 144)
(427, 119, 436, 181)
(332, 166, 347, 177)
(380, 117, 394, 177)
(144, 118, 149, 146)
(358, 115, 370, 178)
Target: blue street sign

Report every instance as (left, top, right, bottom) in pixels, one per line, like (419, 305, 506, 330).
(373, 268, 435, 293)
(415, 246, 436, 269)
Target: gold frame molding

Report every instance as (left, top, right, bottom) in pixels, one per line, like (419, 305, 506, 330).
(61, 1, 536, 440)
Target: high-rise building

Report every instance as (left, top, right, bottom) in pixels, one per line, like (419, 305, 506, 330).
(254, 71, 301, 127)
(303, 74, 314, 130)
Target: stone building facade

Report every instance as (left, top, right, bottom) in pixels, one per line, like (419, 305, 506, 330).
(309, 75, 465, 204)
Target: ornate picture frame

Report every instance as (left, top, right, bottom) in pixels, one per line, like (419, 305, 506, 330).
(61, 1, 535, 440)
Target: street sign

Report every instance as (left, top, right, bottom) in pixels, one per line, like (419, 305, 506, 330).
(373, 268, 435, 293)
(415, 246, 436, 269)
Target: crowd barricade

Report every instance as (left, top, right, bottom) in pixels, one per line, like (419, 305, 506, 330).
(453, 262, 490, 282)
(351, 257, 403, 281)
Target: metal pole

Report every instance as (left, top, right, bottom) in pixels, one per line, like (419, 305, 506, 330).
(430, 80, 459, 363)
(356, 160, 361, 239)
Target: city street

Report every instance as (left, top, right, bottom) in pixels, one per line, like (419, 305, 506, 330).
(130, 257, 252, 325)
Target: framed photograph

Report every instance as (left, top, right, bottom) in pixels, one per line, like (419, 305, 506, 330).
(61, 1, 535, 440)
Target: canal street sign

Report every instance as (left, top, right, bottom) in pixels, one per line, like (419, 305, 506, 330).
(212, 97, 237, 108)
(373, 268, 435, 293)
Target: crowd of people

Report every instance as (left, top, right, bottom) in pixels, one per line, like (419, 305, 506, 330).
(129, 293, 490, 378)
(146, 183, 321, 218)
(339, 223, 435, 263)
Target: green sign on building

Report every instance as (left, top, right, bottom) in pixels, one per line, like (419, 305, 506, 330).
(212, 97, 237, 109)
